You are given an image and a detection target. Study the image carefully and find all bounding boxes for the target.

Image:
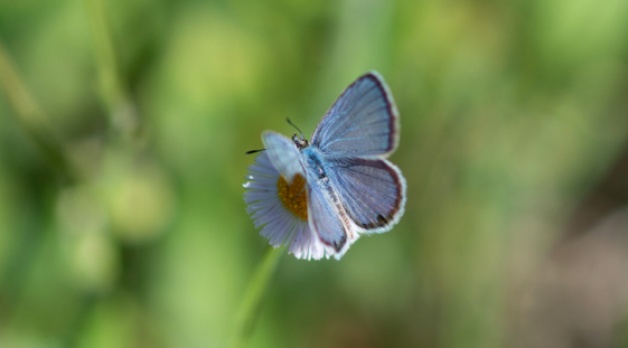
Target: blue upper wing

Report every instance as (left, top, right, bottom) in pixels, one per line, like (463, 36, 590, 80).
(311, 71, 399, 158)
(262, 131, 305, 181)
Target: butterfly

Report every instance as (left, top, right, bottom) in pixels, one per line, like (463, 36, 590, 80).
(244, 71, 406, 260)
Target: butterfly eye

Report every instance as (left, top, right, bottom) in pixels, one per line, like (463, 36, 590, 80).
(291, 133, 309, 149)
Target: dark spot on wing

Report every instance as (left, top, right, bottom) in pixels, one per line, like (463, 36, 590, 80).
(320, 232, 347, 252)
(332, 234, 347, 252)
(359, 212, 395, 229)
(377, 214, 389, 224)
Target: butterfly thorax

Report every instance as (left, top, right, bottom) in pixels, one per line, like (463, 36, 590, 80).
(302, 147, 327, 181)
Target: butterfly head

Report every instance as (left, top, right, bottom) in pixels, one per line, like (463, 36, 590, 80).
(292, 133, 310, 150)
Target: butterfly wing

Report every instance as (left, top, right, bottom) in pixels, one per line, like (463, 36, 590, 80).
(311, 71, 399, 158)
(262, 131, 305, 181)
(326, 157, 406, 234)
(306, 173, 357, 259)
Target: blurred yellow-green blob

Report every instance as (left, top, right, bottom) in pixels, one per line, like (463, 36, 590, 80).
(56, 185, 116, 292)
(105, 158, 175, 244)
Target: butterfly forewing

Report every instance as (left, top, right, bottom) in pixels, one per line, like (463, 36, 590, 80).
(311, 72, 399, 158)
(262, 131, 305, 181)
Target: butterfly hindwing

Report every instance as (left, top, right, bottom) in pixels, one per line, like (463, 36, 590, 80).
(306, 170, 355, 255)
(326, 157, 406, 233)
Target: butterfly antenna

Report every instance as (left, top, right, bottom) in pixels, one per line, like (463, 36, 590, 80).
(286, 118, 305, 139)
(245, 148, 265, 155)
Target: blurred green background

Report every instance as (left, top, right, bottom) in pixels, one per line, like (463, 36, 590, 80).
(1, 0, 628, 347)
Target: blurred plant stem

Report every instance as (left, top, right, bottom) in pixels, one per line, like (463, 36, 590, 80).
(231, 246, 285, 348)
(83, 0, 139, 140)
(0, 40, 76, 183)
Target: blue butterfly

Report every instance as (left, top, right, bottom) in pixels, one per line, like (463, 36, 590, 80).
(244, 71, 406, 260)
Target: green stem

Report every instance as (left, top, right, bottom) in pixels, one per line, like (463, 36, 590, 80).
(83, 0, 123, 108)
(231, 246, 285, 348)
(0, 40, 76, 183)
(82, 0, 138, 139)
